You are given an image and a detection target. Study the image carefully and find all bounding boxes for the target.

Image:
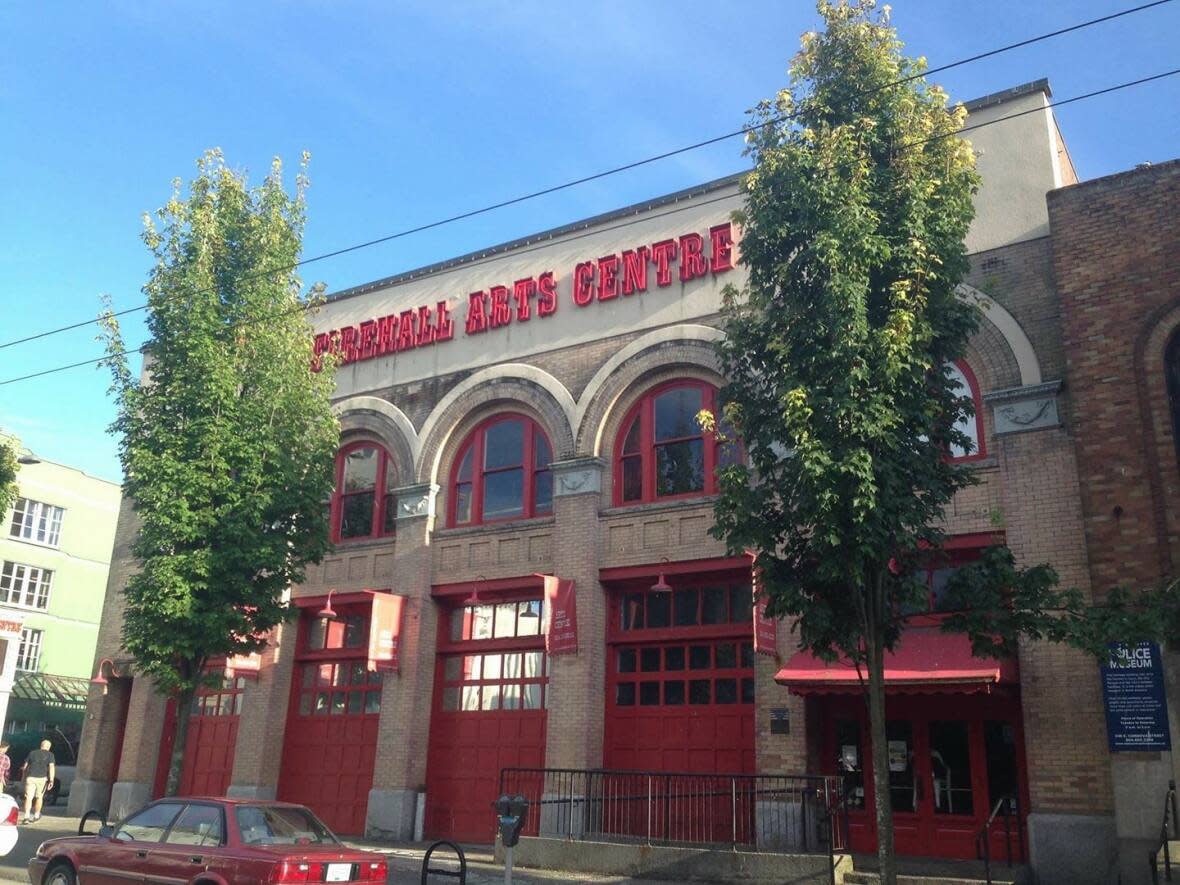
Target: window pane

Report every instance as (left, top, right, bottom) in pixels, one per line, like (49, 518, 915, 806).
(984, 720, 1020, 811)
(689, 680, 711, 704)
(640, 648, 661, 672)
(302, 664, 317, 688)
(340, 492, 375, 538)
(315, 692, 329, 714)
(948, 363, 979, 459)
(617, 648, 636, 673)
(715, 678, 738, 704)
(715, 644, 736, 669)
(664, 681, 685, 705)
(484, 420, 525, 470)
(118, 803, 184, 843)
(523, 652, 544, 678)
(615, 682, 635, 706)
(622, 593, 644, 630)
(534, 471, 553, 514)
(689, 646, 711, 670)
(665, 647, 685, 671)
(741, 678, 755, 703)
(502, 683, 521, 710)
(930, 720, 974, 816)
(471, 605, 494, 640)
(534, 433, 552, 468)
(673, 589, 698, 627)
(887, 721, 915, 813)
(343, 615, 365, 648)
(502, 653, 522, 679)
(654, 387, 703, 441)
(729, 584, 753, 625)
(450, 609, 468, 642)
(493, 603, 518, 638)
(655, 440, 704, 496)
(521, 683, 542, 709)
(457, 446, 474, 482)
(701, 586, 727, 625)
(462, 685, 481, 711)
(462, 655, 481, 680)
(382, 493, 397, 534)
(347, 692, 363, 714)
(483, 469, 524, 520)
(622, 417, 641, 454)
(647, 591, 671, 629)
(444, 657, 461, 682)
(621, 456, 643, 502)
(364, 690, 381, 713)
(299, 693, 312, 715)
(931, 567, 959, 612)
(639, 682, 660, 706)
(454, 483, 473, 524)
(483, 654, 502, 681)
(741, 643, 754, 668)
(517, 600, 542, 635)
(442, 687, 460, 711)
(343, 446, 379, 491)
(331, 692, 346, 714)
(481, 684, 501, 711)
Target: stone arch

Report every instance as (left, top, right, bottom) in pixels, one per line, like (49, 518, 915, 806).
(956, 284, 1042, 387)
(331, 395, 417, 486)
(575, 324, 725, 457)
(416, 365, 577, 488)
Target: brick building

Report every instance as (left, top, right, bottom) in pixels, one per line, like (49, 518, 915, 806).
(68, 81, 1176, 885)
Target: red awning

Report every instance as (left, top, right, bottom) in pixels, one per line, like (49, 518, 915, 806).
(775, 627, 1018, 695)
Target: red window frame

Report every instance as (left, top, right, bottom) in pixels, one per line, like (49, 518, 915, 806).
(949, 360, 987, 463)
(447, 413, 553, 527)
(331, 441, 397, 543)
(291, 606, 384, 718)
(613, 379, 725, 506)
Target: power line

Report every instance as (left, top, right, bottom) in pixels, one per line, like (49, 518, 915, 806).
(3, 66, 1177, 388)
(0, 0, 1172, 353)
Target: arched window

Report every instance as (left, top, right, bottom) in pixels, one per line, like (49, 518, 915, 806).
(614, 380, 730, 505)
(948, 361, 986, 462)
(1166, 333, 1180, 469)
(332, 442, 397, 542)
(449, 414, 553, 526)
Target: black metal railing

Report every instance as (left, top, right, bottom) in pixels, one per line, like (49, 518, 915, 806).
(499, 767, 846, 858)
(975, 794, 1023, 885)
(1150, 779, 1178, 885)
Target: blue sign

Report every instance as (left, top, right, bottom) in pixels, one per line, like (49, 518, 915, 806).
(1099, 641, 1171, 752)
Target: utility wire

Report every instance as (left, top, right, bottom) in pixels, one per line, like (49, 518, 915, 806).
(0, 0, 1172, 353)
(3, 66, 1177, 388)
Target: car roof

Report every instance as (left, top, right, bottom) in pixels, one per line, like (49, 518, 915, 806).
(157, 797, 308, 809)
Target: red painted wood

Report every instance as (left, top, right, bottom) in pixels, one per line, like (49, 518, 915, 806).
(179, 712, 239, 797)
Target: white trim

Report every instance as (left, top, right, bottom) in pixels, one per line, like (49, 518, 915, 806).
(955, 284, 1042, 386)
(417, 363, 577, 483)
(574, 323, 725, 456)
(331, 395, 420, 460)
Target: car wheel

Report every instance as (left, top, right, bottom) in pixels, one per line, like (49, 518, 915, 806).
(43, 862, 76, 885)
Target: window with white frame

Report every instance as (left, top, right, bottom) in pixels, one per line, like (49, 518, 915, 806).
(15, 628, 43, 672)
(0, 562, 53, 610)
(8, 498, 64, 547)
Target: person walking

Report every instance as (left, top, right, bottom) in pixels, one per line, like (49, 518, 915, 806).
(0, 742, 10, 790)
(21, 739, 55, 824)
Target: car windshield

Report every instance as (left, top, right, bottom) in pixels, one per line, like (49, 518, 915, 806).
(235, 805, 338, 846)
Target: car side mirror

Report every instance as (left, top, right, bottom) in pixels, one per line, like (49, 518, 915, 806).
(98, 825, 115, 840)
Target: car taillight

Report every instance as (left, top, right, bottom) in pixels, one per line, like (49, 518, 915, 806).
(4, 806, 18, 826)
(357, 860, 387, 882)
(270, 861, 325, 883)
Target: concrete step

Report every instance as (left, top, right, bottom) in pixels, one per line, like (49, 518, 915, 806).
(844, 866, 1027, 885)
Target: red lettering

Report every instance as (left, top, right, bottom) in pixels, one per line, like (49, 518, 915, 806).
(650, 239, 678, 287)
(679, 233, 707, 282)
(435, 300, 455, 341)
(537, 271, 557, 317)
(466, 291, 489, 335)
(489, 285, 511, 327)
(597, 255, 620, 301)
(311, 333, 330, 372)
(621, 247, 648, 295)
(416, 305, 435, 347)
(513, 278, 536, 322)
(709, 222, 734, 273)
(377, 314, 398, 355)
(573, 262, 595, 306)
(359, 320, 379, 359)
(339, 326, 358, 364)
(397, 310, 417, 351)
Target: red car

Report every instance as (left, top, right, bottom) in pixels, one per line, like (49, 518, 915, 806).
(29, 797, 389, 884)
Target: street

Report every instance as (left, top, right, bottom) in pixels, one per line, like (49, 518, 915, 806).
(0, 808, 638, 884)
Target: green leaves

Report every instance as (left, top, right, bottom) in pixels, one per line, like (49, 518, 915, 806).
(100, 150, 338, 697)
(0, 434, 18, 520)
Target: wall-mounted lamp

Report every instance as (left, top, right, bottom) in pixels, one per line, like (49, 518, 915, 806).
(317, 589, 339, 621)
(464, 575, 488, 608)
(651, 558, 672, 595)
(91, 658, 116, 695)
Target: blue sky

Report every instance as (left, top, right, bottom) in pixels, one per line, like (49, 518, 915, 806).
(2, 0, 1178, 483)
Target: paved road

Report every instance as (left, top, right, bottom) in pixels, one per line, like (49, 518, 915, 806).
(0, 808, 636, 884)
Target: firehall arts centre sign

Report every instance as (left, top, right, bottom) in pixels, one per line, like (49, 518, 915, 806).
(312, 222, 736, 370)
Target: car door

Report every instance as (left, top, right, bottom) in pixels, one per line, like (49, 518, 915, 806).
(80, 801, 185, 885)
(144, 802, 236, 885)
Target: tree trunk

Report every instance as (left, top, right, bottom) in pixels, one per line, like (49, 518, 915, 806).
(164, 687, 194, 797)
(866, 614, 898, 884)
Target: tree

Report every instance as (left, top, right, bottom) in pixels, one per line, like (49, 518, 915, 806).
(100, 149, 339, 796)
(707, 3, 1173, 882)
(0, 433, 18, 519)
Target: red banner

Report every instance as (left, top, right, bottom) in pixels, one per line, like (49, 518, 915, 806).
(368, 593, 406, 672)
(542, 576, 578, 656)
(752, 568, 778, 657)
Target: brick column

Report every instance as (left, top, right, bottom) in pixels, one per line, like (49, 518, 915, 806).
(543, 458, 606, 772)
(987, 383, 1119, 885)
(365, 482, 438, 839)
(68, 674, 132, 816)
(109, 676, 168, 819)
(227, 620, 297, 800)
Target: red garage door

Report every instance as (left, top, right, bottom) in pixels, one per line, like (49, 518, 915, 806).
(277, 608, 382, 836)
(605, 579, 756, 774)
(153, 674, 243, 800)
(425, 596, 548, 843)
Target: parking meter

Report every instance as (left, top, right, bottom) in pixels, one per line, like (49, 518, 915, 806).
(493, 794, 528, 848)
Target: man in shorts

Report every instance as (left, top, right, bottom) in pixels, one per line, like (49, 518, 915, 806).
(21, 740, 54, 824)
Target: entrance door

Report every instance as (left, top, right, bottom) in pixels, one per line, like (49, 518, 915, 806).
(277, 608, 383, 836)
(824, 694, 1027, 861)
(425, 596, 548, 843)
(152, 673, 243, 799)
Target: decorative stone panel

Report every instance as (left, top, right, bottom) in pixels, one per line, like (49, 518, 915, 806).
(431, 519, 555, 583)
(395, 482, 439, 522)
(985, 381, 1062, 435)
(601, 499, 728, 568)
(551, 457, 604, 498)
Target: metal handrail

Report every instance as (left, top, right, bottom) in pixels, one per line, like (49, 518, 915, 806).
(976, 794, 1020, 885)
(1150, 780, 1177, 885)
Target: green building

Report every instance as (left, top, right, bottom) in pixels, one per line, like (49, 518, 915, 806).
(0, 445, 120, 756)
